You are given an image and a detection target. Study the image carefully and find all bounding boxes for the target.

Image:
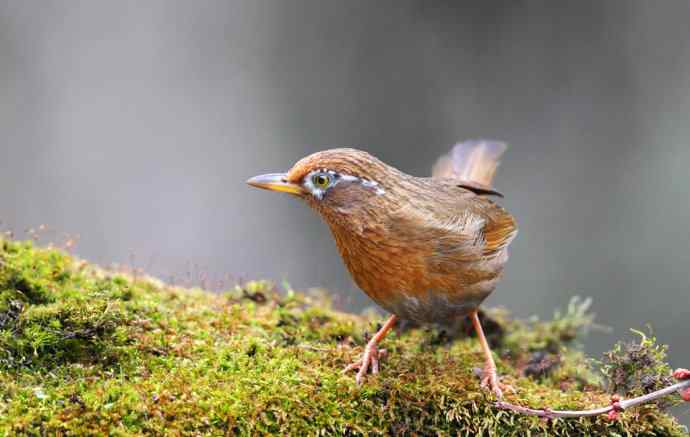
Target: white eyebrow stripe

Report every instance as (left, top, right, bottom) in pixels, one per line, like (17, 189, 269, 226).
(339, 174, 359, 182)
(361, 178, 385, 195)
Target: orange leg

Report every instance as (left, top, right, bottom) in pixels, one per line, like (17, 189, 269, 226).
(344, 314, 397, 384)
(470, 310, 511, 398)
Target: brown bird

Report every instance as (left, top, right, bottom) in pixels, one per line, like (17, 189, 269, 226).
(247, 141, 518, 397)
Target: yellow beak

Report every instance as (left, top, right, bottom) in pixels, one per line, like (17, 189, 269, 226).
(246, 173, 304, 195)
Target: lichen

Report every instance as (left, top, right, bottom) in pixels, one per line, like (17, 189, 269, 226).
(0, 239, 687, 436)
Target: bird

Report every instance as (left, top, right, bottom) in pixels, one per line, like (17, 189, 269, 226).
(247, 141, 518, 398)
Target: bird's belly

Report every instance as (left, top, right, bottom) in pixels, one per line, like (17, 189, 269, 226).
(349, 254, 505, 325)
(373, 281, 495, 325)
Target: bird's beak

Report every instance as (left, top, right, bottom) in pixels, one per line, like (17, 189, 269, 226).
(246, 173, 304, 195)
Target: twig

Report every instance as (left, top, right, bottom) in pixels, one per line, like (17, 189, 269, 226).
(495, 369, 690, 420)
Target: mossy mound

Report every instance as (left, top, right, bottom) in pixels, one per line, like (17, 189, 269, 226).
(0, 239, 687, 436)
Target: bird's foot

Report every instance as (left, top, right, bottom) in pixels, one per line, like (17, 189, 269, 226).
(480, 364, 515, 399)
(343, 340, 388, 385)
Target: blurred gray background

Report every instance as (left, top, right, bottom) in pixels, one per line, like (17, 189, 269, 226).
(1, 0, 689, 425)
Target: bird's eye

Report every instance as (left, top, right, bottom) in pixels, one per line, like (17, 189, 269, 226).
(311, 173, 331, 189)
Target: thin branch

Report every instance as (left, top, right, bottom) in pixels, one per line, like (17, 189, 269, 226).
(495, 377, 690, 420)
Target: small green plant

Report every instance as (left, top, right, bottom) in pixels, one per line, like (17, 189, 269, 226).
(602, 329, 680, 409)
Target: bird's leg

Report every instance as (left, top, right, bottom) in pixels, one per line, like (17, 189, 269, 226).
(470, 310, 512, 399)
(343, 314, 397, 384)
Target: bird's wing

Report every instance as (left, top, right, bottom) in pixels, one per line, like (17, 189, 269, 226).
(432, 140, 507, 197)
(434, 201, 517, 261)
(389, 197, 517, 264)
(478, 202, 518, 256)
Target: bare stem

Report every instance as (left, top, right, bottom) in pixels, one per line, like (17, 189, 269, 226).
(495, 379, 690, 419)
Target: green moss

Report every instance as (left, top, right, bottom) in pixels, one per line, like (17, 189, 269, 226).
(0, 239, 687, 436)
(0, 240, 145, 369)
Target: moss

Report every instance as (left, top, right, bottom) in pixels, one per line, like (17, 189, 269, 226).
(0, 240, 144, 369)
(0, 239, 687, 436)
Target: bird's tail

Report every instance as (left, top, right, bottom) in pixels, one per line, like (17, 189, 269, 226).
(432, 140, 508, 186)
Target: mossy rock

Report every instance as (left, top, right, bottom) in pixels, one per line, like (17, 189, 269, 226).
(0, 239, 687, 436)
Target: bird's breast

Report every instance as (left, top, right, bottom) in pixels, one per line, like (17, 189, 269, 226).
(328, 216, 507, 324)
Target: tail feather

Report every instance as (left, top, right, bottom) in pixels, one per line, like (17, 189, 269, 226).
(432, 140, 507, 186)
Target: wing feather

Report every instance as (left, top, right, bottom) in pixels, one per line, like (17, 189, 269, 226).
(389, 198, 517, 264)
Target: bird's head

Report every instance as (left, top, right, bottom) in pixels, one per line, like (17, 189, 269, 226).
(247, 148, 395, 221)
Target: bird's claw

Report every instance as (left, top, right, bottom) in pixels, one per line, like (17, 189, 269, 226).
(343, 344, 387, 385)
(480, 365, 514, 399)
